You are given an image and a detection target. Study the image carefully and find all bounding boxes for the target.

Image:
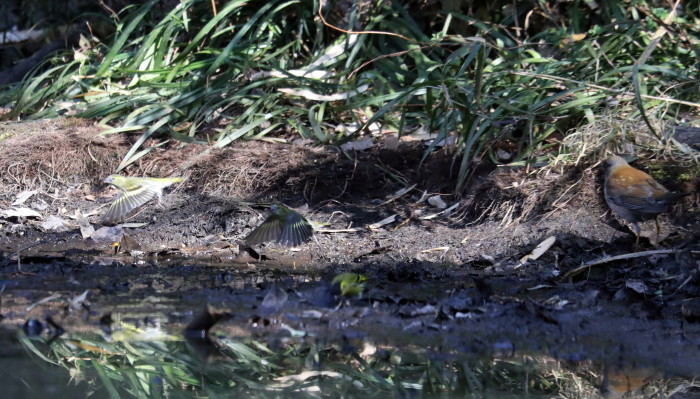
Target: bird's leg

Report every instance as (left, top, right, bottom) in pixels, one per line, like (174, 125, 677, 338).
(115, 228, 131, 253)
(654, 218, 661, 247)
(632, 223, 641, 251)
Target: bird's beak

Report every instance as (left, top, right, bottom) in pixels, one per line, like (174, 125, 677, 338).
(103, 176, 114, 184)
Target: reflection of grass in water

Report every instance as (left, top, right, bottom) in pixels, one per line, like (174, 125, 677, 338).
(18, 325, 608, 398)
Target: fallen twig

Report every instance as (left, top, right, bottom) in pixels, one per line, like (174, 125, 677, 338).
(562, 249, 678, 279)
(317, 228, 362, 233)
(420, 246, 450, 253)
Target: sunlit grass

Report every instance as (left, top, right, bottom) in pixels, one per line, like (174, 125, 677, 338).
(1, 0, 697, 191)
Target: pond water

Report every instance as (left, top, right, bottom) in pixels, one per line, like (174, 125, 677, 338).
(2, 249, 700, 398)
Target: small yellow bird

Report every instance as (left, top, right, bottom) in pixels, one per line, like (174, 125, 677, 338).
(102, 175, 183, 223)
(245, 204, 313, 247)
(331, 273, 367, 297)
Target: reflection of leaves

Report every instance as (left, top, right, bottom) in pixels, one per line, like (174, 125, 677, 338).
(22, 319, 45, 337)
(625, 280, 649, 295)
(17, 322, 638, 397)
(441, 291, 472, 312)
(262, 285, 288, 309)
(184, 306, 231, 338)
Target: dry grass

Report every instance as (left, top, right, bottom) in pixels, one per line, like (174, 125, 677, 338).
(0, 117, 692, 233)
(0, 118, 200, 200)
(0, 119, 343, 203)
(553, 110, 699, 167)
(185, 142, 335, 199)
(0, 118, 596, 226)
(0, 118, 122, 198)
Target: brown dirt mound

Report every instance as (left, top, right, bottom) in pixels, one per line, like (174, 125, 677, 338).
(0, 118, 122, 195)
(0, 117, 696, 234)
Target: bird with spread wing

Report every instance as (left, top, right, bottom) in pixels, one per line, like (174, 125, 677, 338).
(102, 175, 183, 223)
(245, 204, 313, 247)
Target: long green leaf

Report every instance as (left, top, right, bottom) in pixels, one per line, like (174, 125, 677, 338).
(97, 1, 156, 76)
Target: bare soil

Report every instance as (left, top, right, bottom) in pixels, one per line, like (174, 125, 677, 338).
(1, 118, 699, 394)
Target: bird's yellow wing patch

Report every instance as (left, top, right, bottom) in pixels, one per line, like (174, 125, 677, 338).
(102, 185, 160, 223)
(245, 215, 286, 245)
(278, 212, 313, 247)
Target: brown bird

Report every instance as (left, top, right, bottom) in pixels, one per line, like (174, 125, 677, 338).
(604, 155, 688, 246)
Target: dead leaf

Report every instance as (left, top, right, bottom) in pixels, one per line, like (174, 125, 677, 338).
(80, 223, 95, 239)
(31, 200, 49, 211)
(428, 195, 447, 209)
(519, 236, 556, 265)
(368, 214, 397, 230)
(121, 222, 148, 228)
(41, 215, 70, 232)
(340, 136, 374, 152)
(1, 207, 43, 219)
(392, 186, 413, 198)
(12, 190, 38, 206)
(421, 202, 459, 220)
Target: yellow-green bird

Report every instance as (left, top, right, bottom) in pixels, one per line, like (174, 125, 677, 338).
(331, 273, 367, 297)
(245, 204, 313, 247)
(102, 175, 183, 223)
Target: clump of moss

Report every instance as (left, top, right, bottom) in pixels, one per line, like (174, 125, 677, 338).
(648, 163, 699, 183)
